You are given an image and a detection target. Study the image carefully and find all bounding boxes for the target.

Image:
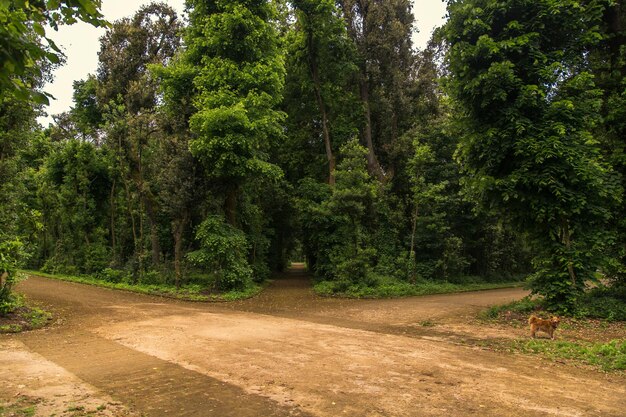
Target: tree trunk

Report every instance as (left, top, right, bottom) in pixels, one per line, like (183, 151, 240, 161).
(119, 133, 138, 263)
(144, 196, 161, 266)
(308, 28, 335, 185)
(561, 220, 577, 287)
(172, 215, 187, 289)
(408, 203, 419, 282)
(224, 188, 238, 226)
(360, 76, 383, 181)
(340, 0, 383, 180)
(110, 179, 117, 261)
(605, 1, 625, 76)
(138, 197, 144, 283)
(123, 178, 138, 255)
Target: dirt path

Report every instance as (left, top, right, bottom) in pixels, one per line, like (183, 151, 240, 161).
(2, 269, 625, 417)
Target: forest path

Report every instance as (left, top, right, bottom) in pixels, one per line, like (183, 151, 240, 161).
(2, 270, 625, 416)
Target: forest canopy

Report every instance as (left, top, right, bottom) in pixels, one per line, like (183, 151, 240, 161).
(1, 0, 625, 314)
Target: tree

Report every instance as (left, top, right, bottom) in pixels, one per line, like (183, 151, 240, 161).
(444, 0, 621, 309)
(72, 75, 103, 142)
(295, 139, 380, 283)
(339, 0, 416, 179)
(0, 0, 106, 103)
(327, 139, 379, 281)
(289, 0, 359, 185)
(96, 2, 182, 269)
(97, 2, 180, 111)
(0, 86, 44, 296)
(591, 1, 626, 284)
(182, 0, 286, 226)
(188, 216, 253, 291)
(37, 139, 111, 274)
(153, 111, 203, 288)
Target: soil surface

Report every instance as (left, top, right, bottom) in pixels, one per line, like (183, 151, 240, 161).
(2, 266, 625, 417)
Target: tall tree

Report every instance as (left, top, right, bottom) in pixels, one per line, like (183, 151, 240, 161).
(444, 0, 621, 308)
(152, 58, 205, 287)
(97, 2, 182, 268)
(289, 0, 358, 185)
(339, 0, 416, 179)
(183, 0, 286, 225)
(592, 1, 626, 283)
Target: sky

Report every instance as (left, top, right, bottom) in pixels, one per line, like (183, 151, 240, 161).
(39, 0, 448, 125)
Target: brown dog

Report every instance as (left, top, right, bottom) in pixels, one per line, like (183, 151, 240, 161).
(528, 315, 560, 339)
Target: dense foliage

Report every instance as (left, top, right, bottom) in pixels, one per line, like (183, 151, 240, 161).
(0, 0, 106, 103)
(443, 0, 625, 310)
(0, 0, 624, 315)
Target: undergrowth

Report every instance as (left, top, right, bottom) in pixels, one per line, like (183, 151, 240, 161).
(478, 285, 626, 373)
(0, 294, 51, 333)
(510, 339, 626, 372)
(314, 275, 523, 298)
(480, 296, 541, 320)
(576, 285, 626, 321)
(481, 284, 626, 322)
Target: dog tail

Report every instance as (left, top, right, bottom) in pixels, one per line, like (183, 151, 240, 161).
(528, 315, 538, 325)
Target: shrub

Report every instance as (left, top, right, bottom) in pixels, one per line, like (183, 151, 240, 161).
(577, 286, 626, 321)
(333, 247, 377, 283)
(96, 268, 126, 283)
(481, 296, 542, 319)
(82, 240, 110, 274)
(187, 216, 253, 291)
(141, 269, 166, 285)
(0, 238, 26, 314)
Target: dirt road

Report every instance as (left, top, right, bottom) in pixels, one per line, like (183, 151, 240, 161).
(2, 269, 625, 417)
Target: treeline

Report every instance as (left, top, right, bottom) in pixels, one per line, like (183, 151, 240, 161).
(1, 0, 624, 310)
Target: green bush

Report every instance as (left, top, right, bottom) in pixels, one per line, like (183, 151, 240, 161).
(41, 256, 80, 277)
(96, 268, 126, 283)
(187, 216, 253, 291)
(141, 269, 166, 285)
(0, 238, 26, 312)
(333, 247, 377, 283)
(481, 296, 542, 319)
(315, 276, 523, 298)
(82, 240, 110, 274)
(0, 295, 18, 316)
(577, 286, 626, 321)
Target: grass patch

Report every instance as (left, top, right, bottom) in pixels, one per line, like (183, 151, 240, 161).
(480, 285, 626, 322)
(314, 276, 524, 298)
(66, 405, 85, 412)
(0, 397, 116, 417)
(0, 294, 52, 333)
(0, 396, 39, 417)
(509, 339, 626, 372)
(20, 270, 263, 302)
(479, 296, 541, 320)
(477, 291, 626, 373)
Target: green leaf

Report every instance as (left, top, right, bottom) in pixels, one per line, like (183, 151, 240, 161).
(77, 0, 98, 16)
(33, 22, 45, 37)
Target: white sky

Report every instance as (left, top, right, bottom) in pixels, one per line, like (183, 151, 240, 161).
(39, 0, 448, 125)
